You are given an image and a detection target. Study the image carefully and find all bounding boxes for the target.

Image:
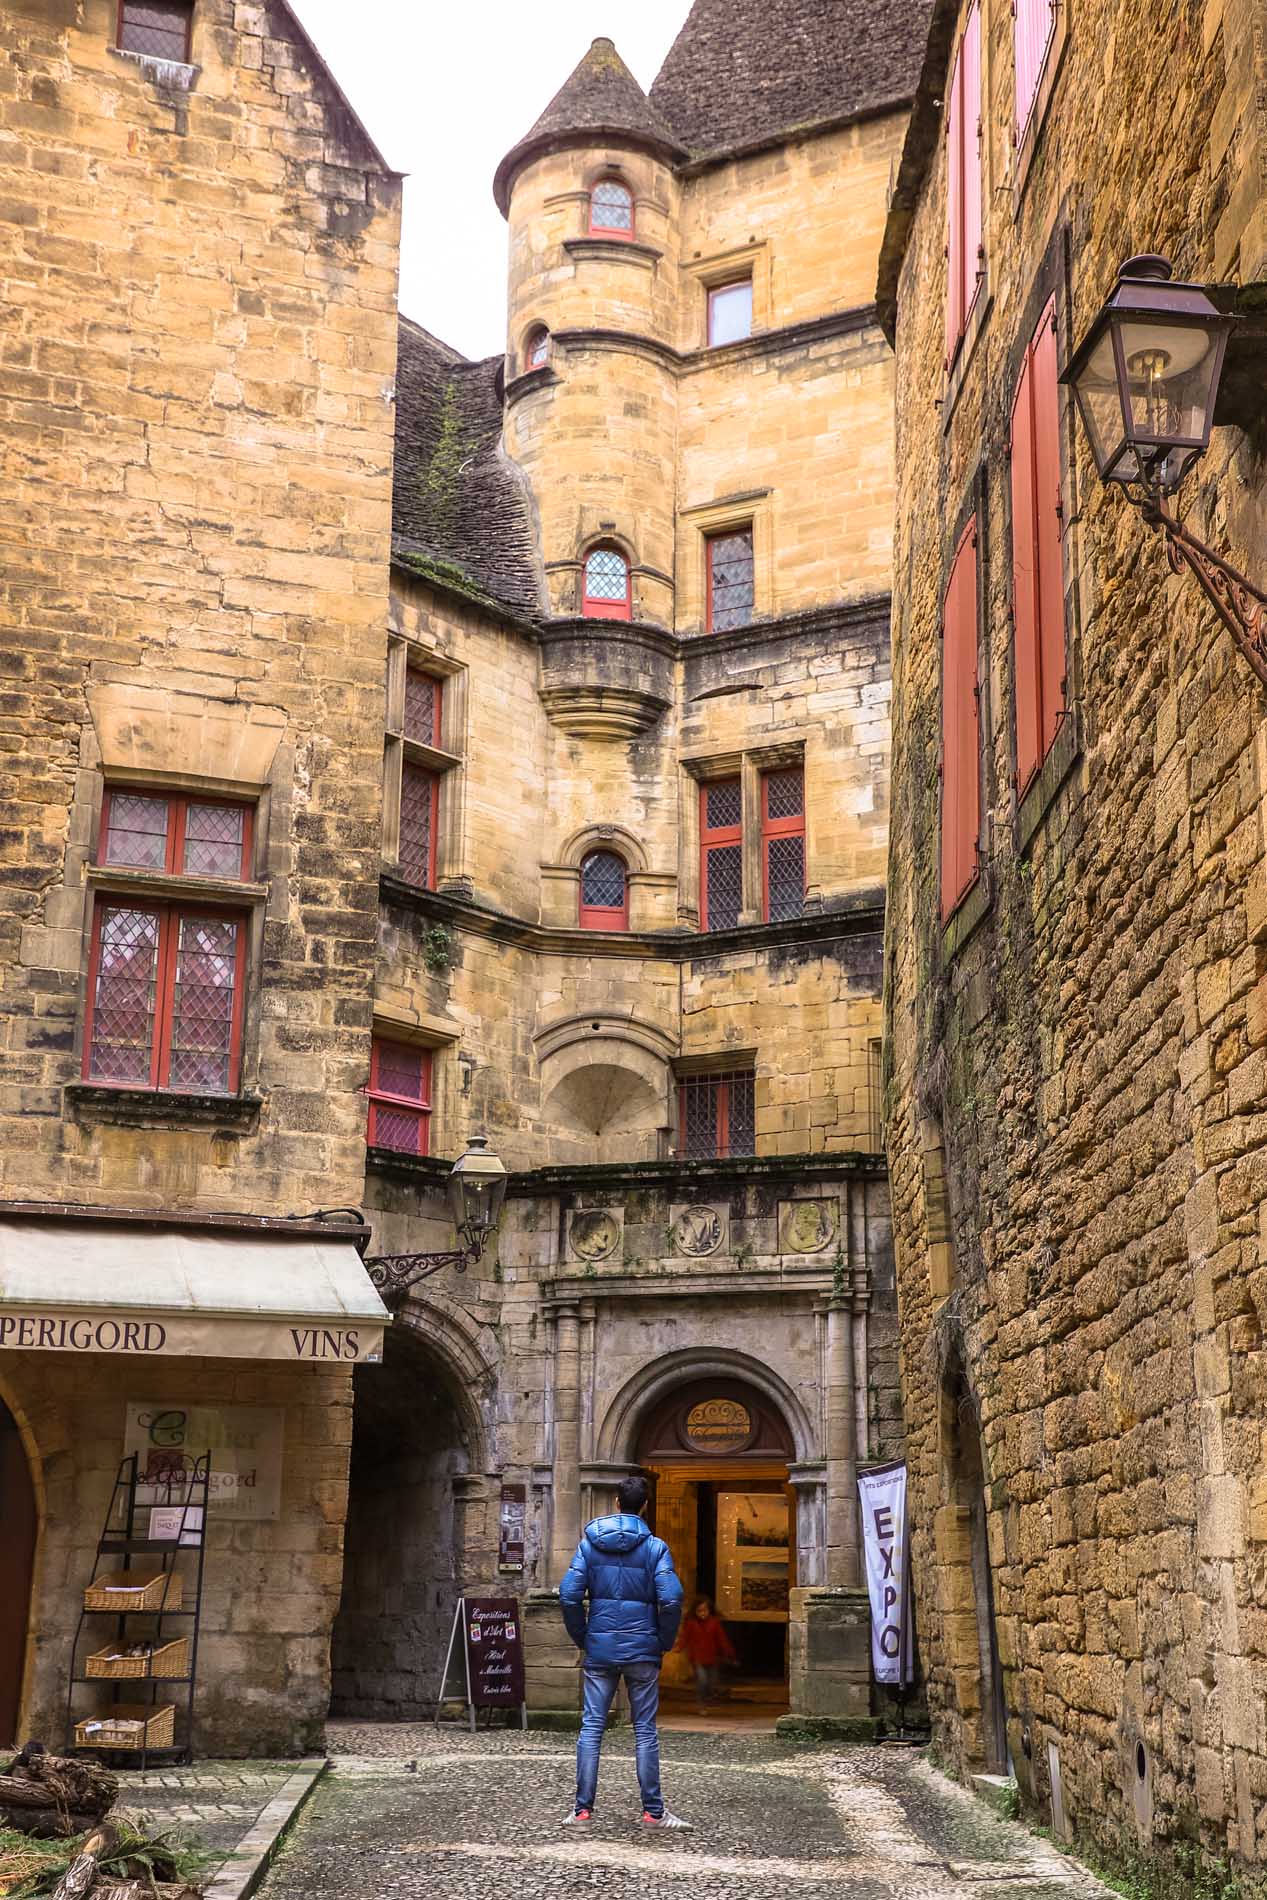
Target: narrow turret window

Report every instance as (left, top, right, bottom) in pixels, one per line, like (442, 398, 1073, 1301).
(589, 177, 634, 237)
(117, 0, 194, 60)
(579, 850, 629, 931)
(525, 327, 550, 370)
(582, 545, 632, 621)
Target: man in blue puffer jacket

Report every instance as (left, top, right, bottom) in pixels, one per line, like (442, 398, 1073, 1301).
(558, 1472, 691, 1829)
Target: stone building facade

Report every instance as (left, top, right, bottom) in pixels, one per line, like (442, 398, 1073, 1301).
(0, 0, 926, 1752)
(879, 0, 1267, 1876)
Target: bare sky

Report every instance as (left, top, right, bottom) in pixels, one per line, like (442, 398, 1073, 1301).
(287, 1, 695, 362)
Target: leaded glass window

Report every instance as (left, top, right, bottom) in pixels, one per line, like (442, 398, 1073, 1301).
(707, 528, 755, 632)
(590, 178, 633, 235)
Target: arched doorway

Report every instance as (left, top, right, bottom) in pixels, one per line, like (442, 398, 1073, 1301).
(635, 1375, 795, 1716)
(0, 1398, 37, 1746)
(939, 1354, 1007, 1771)
(330, 1327, 474, 1720)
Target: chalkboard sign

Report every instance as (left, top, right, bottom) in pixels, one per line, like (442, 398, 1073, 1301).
(434, 1595, 527, 1729)
(465, 1598, 525, 1707)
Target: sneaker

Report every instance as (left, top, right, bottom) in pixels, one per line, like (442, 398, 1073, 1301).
(642, 1810, 693, 1830)
(562, 1808, 592, 1825)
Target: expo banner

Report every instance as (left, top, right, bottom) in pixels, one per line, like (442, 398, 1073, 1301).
(858, 1460, 915, 1687)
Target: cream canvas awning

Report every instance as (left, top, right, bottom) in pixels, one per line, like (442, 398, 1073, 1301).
(0, 1220, 388, 1363)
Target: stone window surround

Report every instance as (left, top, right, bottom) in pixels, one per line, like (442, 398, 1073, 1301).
(540, 824, 675, 934)
(678, 491, 773, 637)
(679, 740, 808, 929)
(366, 1006, 460, 1161)
(383, 634, 467, 892)
(683, 240, 772, 352)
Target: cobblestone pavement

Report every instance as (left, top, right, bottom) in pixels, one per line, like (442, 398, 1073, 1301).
(255, 1727, 1114, 1900)
(113, 1759, 303, 1865)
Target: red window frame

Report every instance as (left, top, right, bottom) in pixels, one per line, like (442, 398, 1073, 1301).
(582, 545, 632, 622)
(945, 0, 983, 370)
(700, 778, 743, 931)
(98, 787, 254, 881)
(116, 0, 194, 60)
(707, 277, 754, 348)
(940, 517, 981, 920)
(578, 850, 629, 932)
(83, 898, 248, 1092)
(760, 767, 806, 923)
(366, 1037, 433, 1156)
(399, 762, 440, 889)
(588, 176, 635, 239)
(524, 326, 550, 371)
(706, 526, 755, 633)
(1010, 297, 1066, 795)
(677, 1070, 756, 1159)
(403, 668, 443, 748)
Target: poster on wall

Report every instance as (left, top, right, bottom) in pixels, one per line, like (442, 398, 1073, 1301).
(498, 1484, 526, 1573)
(858, 1460, 914, 1687)
(715, 1492, 791, 1622)
(125, 1403, 284, 1522)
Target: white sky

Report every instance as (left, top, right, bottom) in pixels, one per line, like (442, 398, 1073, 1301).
(287, 1, 696, 361)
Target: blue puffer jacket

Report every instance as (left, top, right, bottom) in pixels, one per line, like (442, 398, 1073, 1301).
(559, 1513, 684, 1665)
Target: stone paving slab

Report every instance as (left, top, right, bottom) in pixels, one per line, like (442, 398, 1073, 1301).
(113, 1760, 308, 1872)
(266, 1730, 1115, 1900)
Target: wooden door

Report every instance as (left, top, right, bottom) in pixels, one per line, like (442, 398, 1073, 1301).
(0, 1402, 37, 1746)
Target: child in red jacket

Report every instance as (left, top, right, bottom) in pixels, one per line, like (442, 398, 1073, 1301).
(677, 1597, 737, 1709)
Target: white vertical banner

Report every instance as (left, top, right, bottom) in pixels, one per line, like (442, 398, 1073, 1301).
(858, 1460, 913, 1687)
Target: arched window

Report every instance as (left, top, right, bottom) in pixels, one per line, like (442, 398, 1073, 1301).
(579, 849, 629, 931)
(589, 176, 634, 237)
(524, 325, 550, 370)
(582, 544, 632, 621)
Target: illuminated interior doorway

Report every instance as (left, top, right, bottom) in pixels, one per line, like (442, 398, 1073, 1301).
(0, 1398, 37, 1746)
(636, 1376, 794, 1715)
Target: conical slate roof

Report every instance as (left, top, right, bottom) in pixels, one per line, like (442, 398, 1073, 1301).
(493, 37, 686, 214)
(649, 0, 932, 159)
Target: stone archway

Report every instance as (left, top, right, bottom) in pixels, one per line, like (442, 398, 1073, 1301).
(329, 1326, 482, 1720)
(0, 1397, 38, 1746)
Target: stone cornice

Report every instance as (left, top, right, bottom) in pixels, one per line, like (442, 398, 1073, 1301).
(364, 1147, 887, 1194)
(552, 303, 882, 376)
(379, 875, 885, 959)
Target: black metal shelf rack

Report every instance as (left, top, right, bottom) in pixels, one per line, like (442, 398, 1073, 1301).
(64, 1451, 210, 1770)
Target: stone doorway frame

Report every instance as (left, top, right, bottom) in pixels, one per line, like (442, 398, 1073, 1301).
(0, 1381, 43, 1748)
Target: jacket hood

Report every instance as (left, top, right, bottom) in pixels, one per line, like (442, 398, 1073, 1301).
(584, 1512, 651, 1554)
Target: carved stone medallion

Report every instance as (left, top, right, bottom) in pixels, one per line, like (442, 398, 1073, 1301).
(670, 1202, 726, 1258)
(568, 1207, 621, 1263)
(779, 1197, 838, 1254)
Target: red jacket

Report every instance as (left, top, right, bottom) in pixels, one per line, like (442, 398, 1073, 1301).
(678, 1615, 737, 1665)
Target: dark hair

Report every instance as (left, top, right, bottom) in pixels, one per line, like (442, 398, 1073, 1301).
(617, 1473, 649, 1514)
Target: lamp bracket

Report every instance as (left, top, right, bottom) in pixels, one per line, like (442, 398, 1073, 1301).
(363, 1227, 488, 1307)
(1131, 489, 1267, 689)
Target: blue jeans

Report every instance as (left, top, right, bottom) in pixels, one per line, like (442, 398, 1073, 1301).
(575, 1660, 663, 1816)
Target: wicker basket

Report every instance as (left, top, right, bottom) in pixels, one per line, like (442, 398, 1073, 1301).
(83, 1569, 182, 1613)
(75, 1703, 176, 1751)
(86, 1637, 189, 1680)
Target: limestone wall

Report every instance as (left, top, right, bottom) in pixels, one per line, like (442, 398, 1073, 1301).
(0, 0, 401, 1218)
(883, 0, 1267, 1873)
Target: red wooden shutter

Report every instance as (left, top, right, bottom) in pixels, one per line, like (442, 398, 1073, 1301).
(1011, 298, 1066, 794)
(962, 2, 982, 321)
(1015, 0, 1054, 134)
(944, 39, 965, 365)
(1010, 347, 1042, 792)
(940, 521, 980, 920)
(1030, 301, 1066, 761)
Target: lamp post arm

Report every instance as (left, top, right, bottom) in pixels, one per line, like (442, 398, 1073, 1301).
(1132, 489, 1267, 688)
(363, 1229, 487, 1306)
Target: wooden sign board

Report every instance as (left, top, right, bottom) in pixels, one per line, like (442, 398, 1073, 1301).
(435, 1595, 526, 1729)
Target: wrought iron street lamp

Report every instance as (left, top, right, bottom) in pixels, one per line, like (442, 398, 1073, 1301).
(363, 1135, 508, 1306)
(1061, 253, 1267, 685)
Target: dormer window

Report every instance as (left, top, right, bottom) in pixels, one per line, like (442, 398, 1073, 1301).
(582, 544, 632, 621)
(579, 850, 629, 931)
(525, 326, 551, 371)
(117, 0, 194, 60)
(589, 177, 634, 238)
